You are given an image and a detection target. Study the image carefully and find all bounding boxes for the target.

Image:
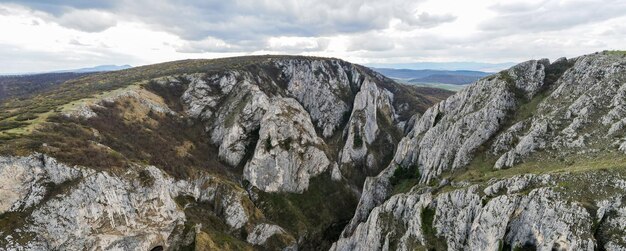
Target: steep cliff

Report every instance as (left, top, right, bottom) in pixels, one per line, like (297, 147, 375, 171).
(0, 55, 450, 250)
(4, 51, 626, 251)
(335, 51, 626, 250)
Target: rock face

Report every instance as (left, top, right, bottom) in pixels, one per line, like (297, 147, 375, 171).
(333, 172, 626, 251)
(164, 56, 445, 193)
(335, 51, 626, 250)
(243, 97, 330, 192)
(396, 59, 547, 182)
(0, 154, 286, 250)
(0, 55, 451, 250)
(6, 52, 626, 250)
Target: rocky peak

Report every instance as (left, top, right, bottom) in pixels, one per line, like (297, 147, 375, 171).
(336, 51, 626, 251)
(0, 55, 451, 250)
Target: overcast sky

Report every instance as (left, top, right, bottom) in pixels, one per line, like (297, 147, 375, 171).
(1, 0, 624, 73)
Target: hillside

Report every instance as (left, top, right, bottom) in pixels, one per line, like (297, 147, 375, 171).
(334, 51, 626, 250)
(0, 55, 451, 250)
(3, 51, 626, 251)
(0, 72, 92, 101)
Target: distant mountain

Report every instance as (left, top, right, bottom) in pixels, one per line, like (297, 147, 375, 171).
(409, 73, 487, 85)
(51, 64, 132, 73)
(372, 68, 491, 85)
(367, 61, 514, 72)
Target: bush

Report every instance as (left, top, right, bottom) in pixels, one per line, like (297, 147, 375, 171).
(14, 113, 38, 121)
(0, 121, 27, 131)
(389, 164, 419, 186)
(265, 136, 273, 150)
(353, 128, 363, 148)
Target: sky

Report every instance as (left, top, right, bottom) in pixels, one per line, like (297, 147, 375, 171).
(0, 0, 625, 74)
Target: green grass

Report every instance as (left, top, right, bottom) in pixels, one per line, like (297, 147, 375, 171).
(604, 50, 626, 56)
(510, 90, 549, 124)
(389, 164, 421, 195)
(451, 151, 626, 185)
(391, 178, 420, 195)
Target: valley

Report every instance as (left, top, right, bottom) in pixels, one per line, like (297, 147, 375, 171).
(1, 51, 626, 250)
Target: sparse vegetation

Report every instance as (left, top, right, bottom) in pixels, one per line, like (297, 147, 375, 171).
(264, 136, 273, 150)
(420, 206, 448, 251)
(390, 164, 420, 194)
(174, 196, 254, 251)
(352, 130, 363, 148)
(256, 173, 358, 250)
(604, 50, 626, 57)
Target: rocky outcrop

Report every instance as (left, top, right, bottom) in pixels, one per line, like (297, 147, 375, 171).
(340, 78, 395, 169)
(0, 56, 454, 250)
(395, 59, 547, 182)
(243, 97, 330, 193)
(0, 155, 80, 215)
(246, 223, 288, 245)
(161, 57, 443, 192)
(277, 59, 356, 138)
(0, 154, 276, 250)
(495, 53, 626, 168)
(332, 191, 432, 251)
(337, 51, 626, 250)
(334, 172, 626, 251)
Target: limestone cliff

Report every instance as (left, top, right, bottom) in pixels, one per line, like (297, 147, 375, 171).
(0, 55, 449, 250)
(335, 51, 626, 250)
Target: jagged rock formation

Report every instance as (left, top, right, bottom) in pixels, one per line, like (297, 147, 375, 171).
(244, 97, 330, 192)
(0, 55, 450, 250)
(332, 171, 626, 251)
(4, 51, 626, 250)
(336, 51, 626, 250)
(0, 154, 270, 250)
(150, 56, 446, 192)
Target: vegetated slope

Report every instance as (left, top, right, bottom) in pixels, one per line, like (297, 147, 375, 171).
(0, 72, 92, 101)
(0, 55, 452, 250)
(334, 51, 626, 251)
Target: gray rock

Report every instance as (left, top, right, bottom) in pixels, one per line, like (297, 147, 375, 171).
(243, 97, 330, 193)
(335, 174, 619, 251)
(246, 223, 287, 245)
(0, 155, 255, 250)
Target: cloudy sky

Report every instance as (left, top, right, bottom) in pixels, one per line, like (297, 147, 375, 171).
(1, 0, 624, 73)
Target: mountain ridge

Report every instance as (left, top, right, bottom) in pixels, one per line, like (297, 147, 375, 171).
(2, 51, 626, 250)
(0, 55, 451, 250)
(334, 50, 626, 251)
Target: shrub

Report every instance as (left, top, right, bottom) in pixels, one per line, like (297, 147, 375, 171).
(352, 127, 363, 148)
(265, 136, 273, 150)
(0, 121, 27, 131)
(390, 164, 419, 186)
(14, 113, 38, 121)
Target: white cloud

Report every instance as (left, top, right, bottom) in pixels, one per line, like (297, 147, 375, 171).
(55, 9, 117, 32)
(0, 0, 624, 73)
(406, 12, 457, 28)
